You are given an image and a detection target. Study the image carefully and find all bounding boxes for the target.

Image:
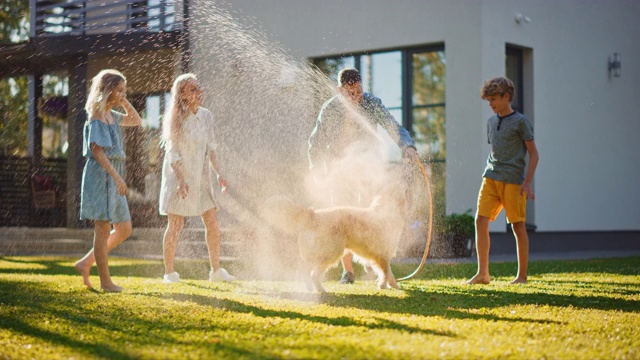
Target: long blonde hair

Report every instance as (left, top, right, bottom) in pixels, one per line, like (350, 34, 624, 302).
(85, 69, 126, 118)
(161, 73, 198, 147)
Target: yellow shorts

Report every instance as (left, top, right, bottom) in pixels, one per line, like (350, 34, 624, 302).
(476, 178, 526, 224)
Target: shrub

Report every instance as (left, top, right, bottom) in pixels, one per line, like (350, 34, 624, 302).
(430, 209, 474, 258)
(440, 209, 474, 239)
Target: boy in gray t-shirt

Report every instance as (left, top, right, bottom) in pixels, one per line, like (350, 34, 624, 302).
(466, 77, 539, 285)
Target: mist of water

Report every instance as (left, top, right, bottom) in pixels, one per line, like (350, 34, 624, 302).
(182, 2, 432, 283)
(0, 1, 433, 285)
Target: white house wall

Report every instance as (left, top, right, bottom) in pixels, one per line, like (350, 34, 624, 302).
(193, 0, 640, 232)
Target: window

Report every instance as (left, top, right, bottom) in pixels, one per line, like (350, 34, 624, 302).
(41, 74, 69, 159)
(0, 0, 29, 44)
(313, 45, 446, 161)
(0, 76, 29, 157)
(130, 0, 177, 32)
(313, 45, 446, 216)
(141, 92, 169, 171)
(123, 92, 169, 200)
(409, 48, 446, 160)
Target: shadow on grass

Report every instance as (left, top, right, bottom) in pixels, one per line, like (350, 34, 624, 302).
(2, 255, 638, 281)
(2, 317, 135, 359)
(2, 255, 638, 318)
(137, 290, 455, 338)
(0, 281, 135, 359)
(394, 256, 640, 281)
(0, 256, 239, 281)
(1, 257, 639, 360)
(259, 279, 640, 316)
(0, 280, 268, 359)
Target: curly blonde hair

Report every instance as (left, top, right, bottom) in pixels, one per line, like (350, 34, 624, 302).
(480, 77, 515, 102)
(85, 69, 126, 117)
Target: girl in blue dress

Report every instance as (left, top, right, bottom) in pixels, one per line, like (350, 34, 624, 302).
(74, 69, 142, 292)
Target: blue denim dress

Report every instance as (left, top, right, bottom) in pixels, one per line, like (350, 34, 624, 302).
(79, 111, 131, 223)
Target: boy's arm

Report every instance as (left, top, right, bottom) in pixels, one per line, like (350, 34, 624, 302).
(521, 139, 539, 199)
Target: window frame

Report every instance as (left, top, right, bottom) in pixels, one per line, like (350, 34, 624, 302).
(311, 43, 446, 161)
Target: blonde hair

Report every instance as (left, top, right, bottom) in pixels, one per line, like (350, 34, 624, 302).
(161, 73, 198, 147)
(480, 77, 515, 102)
(85, 69, 126, 117)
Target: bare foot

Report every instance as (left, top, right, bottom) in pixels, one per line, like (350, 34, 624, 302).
(465, 274, 491, 285)
(509, 277, 528, 284)
(101, 284, 123, 293)
(74, 260, 92, 288)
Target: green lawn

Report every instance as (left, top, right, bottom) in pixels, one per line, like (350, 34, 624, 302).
(0, 256, 638, 359)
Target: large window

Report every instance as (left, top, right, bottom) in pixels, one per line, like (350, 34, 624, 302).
(409, 49, 446, 160)
(0, 0, 29, 45)
(313, 45, 446, 162)
(313, 45, 446, 215)
(0, 74, 69, 159)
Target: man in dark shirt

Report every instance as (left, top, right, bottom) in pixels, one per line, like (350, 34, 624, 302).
(308, 68, 418, 284)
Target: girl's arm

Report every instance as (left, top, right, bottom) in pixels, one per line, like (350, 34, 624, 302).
(208, 150, 227, 191)
(91, 143, 129, 196)
(119, 98, 142, 127)
(171, 160, 189, 199)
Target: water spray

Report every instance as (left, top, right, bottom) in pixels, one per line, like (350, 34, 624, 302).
(397, 158, 433, 282)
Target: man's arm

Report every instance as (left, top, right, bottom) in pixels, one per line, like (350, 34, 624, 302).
(308, 97, 338, 170)
(366, 95, 417, 154)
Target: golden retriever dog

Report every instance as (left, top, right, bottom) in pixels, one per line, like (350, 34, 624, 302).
(263, 188, 406, 293)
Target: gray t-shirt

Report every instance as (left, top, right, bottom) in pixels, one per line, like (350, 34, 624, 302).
(483, 111, 534, 184)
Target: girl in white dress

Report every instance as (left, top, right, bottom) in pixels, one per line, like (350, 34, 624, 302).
(159, 73, 235, 283)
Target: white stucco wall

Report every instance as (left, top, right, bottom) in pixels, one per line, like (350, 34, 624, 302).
(194, 0, 640, 232)
(478, 0, 640, 231)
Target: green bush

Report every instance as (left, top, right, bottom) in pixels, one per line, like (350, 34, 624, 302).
(440, 209, 474, 238)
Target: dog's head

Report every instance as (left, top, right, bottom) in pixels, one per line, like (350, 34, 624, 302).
(261, 195, 314, 234)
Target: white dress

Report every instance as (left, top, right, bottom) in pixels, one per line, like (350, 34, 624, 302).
(159, 107, 219, 216)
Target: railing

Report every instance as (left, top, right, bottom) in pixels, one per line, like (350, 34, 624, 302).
(31, 0, 183, 37)
(0, 157, 67, 227)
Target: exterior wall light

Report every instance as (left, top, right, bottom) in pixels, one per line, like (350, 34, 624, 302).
(515, 13, 531, 24)
(608, 53, 621, 78)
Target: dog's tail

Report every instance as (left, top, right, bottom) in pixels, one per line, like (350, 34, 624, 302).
(368, 195, 382, 210)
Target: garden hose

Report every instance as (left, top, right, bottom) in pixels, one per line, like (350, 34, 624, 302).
(397, 158, 433, 282)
